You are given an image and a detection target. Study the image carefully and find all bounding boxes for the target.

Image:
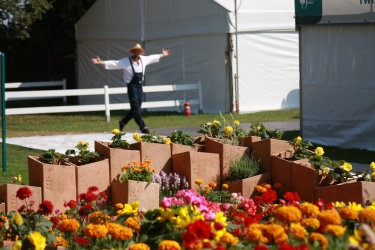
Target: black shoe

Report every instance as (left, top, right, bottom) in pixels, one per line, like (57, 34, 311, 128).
(141, 127, 150, 134)
(119, 121, 125, 131)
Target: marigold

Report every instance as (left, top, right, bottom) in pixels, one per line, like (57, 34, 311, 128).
(317, 209, 342, 226)
(220, 231, 239, 246)
(195, 179, 203, 185)
(129, 243, 151, 250)
(274, 205, 302, 224)
(107, 222, 133, 240)
(324, 224, 346, 237)
(339, 207, 359, 221)
(300, 202, 320, 217)
(254, 185, 267, 194)
(158, 240, 181, 250)
(264, 224, 289, 244)
(125, 216, 140, 231)
(289, 223, 307, 240)
(246, 224, 268, 244)
(222, 184, 229, 189)
(301, 218, 320, 229)
(358, 209, 375, 224)
(59, 218, 80, 232)
(208, 182, 217, 188)
(83, 223, 109, 238)
(308, 232, 328, 250)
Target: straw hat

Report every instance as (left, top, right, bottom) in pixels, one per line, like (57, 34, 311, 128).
(128, 44, 145, 54)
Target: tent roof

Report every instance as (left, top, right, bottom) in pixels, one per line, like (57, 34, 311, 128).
(76, 0, 296, 41)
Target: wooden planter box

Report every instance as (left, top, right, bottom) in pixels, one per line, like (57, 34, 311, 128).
(204, 136, 250, 181)
(271, 155, 293, 197)
(223, 172, 271, 198)
(0, 184, 42, 213)
(238, 136, 262, 148)
(291, 159, 334, 202)
(131, 142, 172, 174)
(111, 180, 160, 211)
(252, 139, 294, 173)
(68, 157, 110, 200)
(172, 151, 220, 191)
(95, 140, 140, 182)
(28, 156, 77, 212)
(170, 143, 205, 156)
(315, 181, 375, 206)
(0, 202, 5, 213)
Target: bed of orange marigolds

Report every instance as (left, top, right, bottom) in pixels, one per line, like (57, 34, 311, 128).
(1, 182, 375, 250)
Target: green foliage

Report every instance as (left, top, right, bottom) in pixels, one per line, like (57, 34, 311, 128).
(226, 155, 261, 181)
(140, 132, 165, 144)
(204, 188, 231, 203)
(37, 148, 68, 165)
(167, 130, 194, 146)
(110, 130, 131, 149)
(120, 161, 154, 184)
(65, 141, 99, 165)
(288, 136, 314, 160)
(249, 122, 283, 139)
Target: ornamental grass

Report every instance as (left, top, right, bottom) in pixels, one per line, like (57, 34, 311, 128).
(3, 184, 375, 249)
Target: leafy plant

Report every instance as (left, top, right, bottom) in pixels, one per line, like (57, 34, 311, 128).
(120, 160, 154, 183)
(289, 136, 314, 160)
(153, 171, 189, 201)
(249, 122, 283, 139)
(109, 128, 131, 149)
(167, 130, 194, 146)
(133, 132, 171, 144)
(195, 180, 231, 203)
(65, 141, 100, 165)
(226, 155, 260, 181)
(38, 149, 68, 165)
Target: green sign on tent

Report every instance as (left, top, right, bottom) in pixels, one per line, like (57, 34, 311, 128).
(295, 0, 322, 24)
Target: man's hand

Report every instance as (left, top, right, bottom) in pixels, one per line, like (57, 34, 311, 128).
(160, 49, 171, 58)
(91, 55, 103, 64)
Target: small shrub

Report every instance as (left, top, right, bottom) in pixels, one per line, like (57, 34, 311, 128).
(226, 155, 260, 181)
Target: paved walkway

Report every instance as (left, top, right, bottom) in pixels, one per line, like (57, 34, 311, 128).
(1, 121, 300, 153)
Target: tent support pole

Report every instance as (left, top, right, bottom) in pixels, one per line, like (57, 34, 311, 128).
(234, 0, 239, 114)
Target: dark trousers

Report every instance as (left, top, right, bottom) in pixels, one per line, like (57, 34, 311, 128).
(121, 83, 146, 129)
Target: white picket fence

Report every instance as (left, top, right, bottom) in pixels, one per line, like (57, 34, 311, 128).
(5, 82, 203, 121)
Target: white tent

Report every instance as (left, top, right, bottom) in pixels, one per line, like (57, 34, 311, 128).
(75, 0, 299, 114)
(296, 0, 375, 150)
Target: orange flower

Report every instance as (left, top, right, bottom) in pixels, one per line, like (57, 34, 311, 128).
(324, 224, 346, 237)
(208, 182, 217, 188)
(339, 207, 358, 221)
(58, 218, 80, 232)
(301, 218, 320, 229)
(122, 164, 131, 170)
(125, 217, 140, 231)
(317, 210, 341, 226)
(107, 223, 133, 240)
(274, 205, 302, 224)
(158, 240, 181, 250)
(358, 209, 375, 224)
(300, 202, 320, 218)
(308, 232, 328, 250)
(222, 184, 229, 189)
(254, 185, 267, 193)
(273, 183, 282, 189)
(289, 223, 307, 240)
(195, 179, 203, 185)
(129, 243, 151, 250)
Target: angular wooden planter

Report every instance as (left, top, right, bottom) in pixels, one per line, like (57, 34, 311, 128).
(172, 151, 220, 191)
(170, 143, 205, 156)
(68, 157, 110, 199)
(131, 142, 172, 174)
(223, 172, 271, 198)
(28, 156, 77, 212)
(0, 184, 42, 213)
(0, 202, 5, 213)
(111, 180, 160, 211)
(204, 136, 250, 182)
(95, 140, 140, 182)
(252, 139, 294, 173)
(238, 136, 262, 148)
(271, 155, 293, 197)
(315, 181, 375, 206)
(291, 159, 333, 202)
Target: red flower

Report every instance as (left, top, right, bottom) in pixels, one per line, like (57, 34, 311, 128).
(254, 244, 268, 250)
(182, 220, 211, 248)
(278, 242, 295, 250)
(284, 192, 300, 202)
(50, 216, 59, 228)
(64, 200, 77, 208)
(74, 235, 90, 246)
(261, 189, 277, 204)
(78, 204, 93, 217)
(87, 186, 99, 192)
(16, 187, 32, 200)
(82, 192, 99, 202)
(38, 200, 54, 215)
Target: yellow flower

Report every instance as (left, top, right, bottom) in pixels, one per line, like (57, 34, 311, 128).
(133, 132, 142, 142)
(321, 167, 331, 176)
(13, 240, 22, 250)
(234, 120, 240, 126)
(158, 240, 181, 250)
(27, 231, 47, 250)
(112, 128, 120, 134)
(347, 202, 363, 212)
(372, 172, 375, 181)
(12, 211, 23, 226)
(195, 179, 203, 185)
(340, 162, 352, 172)
(163, 137, 171, 145)
(332, 201, 346, 209)
(17, 174, 22, 183)
(77, 140, 90, 150)
(370, 162, 375, 171)
(296, 136, 302, 144)
(213, 120, 221, 126)
(315, 147, 324, 156)
(224, 125, 233, 135)
(222, 183, 229, 189)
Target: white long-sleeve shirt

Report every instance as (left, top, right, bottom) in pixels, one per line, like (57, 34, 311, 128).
(103, 54, 160, 84)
